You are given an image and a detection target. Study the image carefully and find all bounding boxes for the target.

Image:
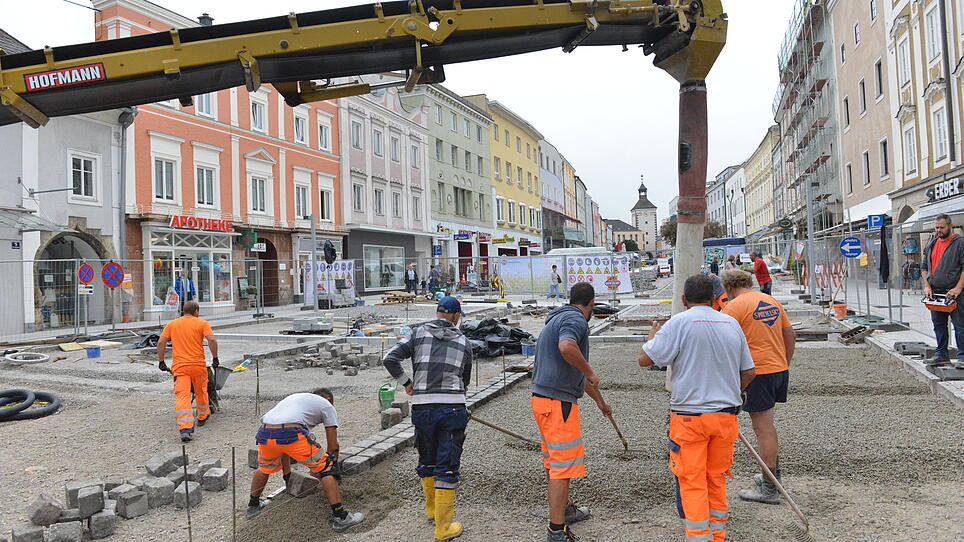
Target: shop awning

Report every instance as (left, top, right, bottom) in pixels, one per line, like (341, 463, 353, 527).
(0, 207, 72, 233)
(900, 196, 964, 233)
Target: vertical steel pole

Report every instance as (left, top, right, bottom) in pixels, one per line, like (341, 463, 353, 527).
(231, 446, 237, 542)
(181, 445, 193, 542)
(863, 231, 871, 317)
(310, 213, 318, 314)
(898, 223, 904, 324)
(804, 181, 817, 305)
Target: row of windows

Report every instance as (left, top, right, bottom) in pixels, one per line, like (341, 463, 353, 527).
(492, 157, 540, 193)
(351, 183, 423, 221)
(434, 139, 485, 175)
(492, 123, 539, 166)
(494, 197, 542, 229)
(435, 104, 485, 143)
(350, 121, 421, 168)
(841, 61, 885, 127)
(436, 182, 488, 220)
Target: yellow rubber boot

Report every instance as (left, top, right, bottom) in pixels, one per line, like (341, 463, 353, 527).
(421, 477, 436, 521)
(433, 488, 463, 541)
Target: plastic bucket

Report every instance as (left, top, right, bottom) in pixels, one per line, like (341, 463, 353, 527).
(213, 366, 233, 390)
(378, 382, 397, 412)
(833, 304, 847, 318)
(355, 299, 365, 306)
(521, 339, 536, 357)
(85, 346, 101, 358)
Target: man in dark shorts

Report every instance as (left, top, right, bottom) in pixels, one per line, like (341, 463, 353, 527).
(721, 270, 795, 504)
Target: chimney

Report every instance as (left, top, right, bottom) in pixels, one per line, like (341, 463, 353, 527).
(198, 13, 214, 26)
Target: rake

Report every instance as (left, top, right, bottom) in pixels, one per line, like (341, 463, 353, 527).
(738, 432, 815, 542)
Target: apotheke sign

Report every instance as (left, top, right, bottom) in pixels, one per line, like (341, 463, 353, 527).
(169, 215, 234, 232)
(927, 178, 962, 202)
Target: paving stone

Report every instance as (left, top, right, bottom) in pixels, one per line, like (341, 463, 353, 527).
(115, 490, 147, 519)
(196, 458, 221, 477)
(88, 510, 117, 540)
(340, 455, 370, 475)
(340, 445, 365, 457)
(184, 464, 202, 482)
(385, 436, 407, 452)
(107, 484, 136, 500)
(103, 500, 116, 514)
(173, 481, 202, 509)
(391, 400, 410, 417)
(142, 476, 176, 508)
(285, 472, 318, 498)
(166, 469, 186, 486)
(57, 508, 80, 523)
(380, 407, 403, 429)
(64, 480, 103, 508)
(126, 475, 151, 490)
(144, 451, 183, 477)
(248, 448, 259, 469)
(201, 468, 229, 492)
(27, 493, 64, 526)
(370, 441, 395, 452)
(76, 486, 104, 519)
(48, 521, 82, 542)
(102, 478, 126, 492)
(344, 366, 359, 376)
(10, 523, 43, 542)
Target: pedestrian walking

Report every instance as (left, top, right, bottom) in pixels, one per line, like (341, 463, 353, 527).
(922, 213, 964, 366)
(156, 300, 218, 442)
(724, 256, 737, 271)
(405, 263, 419, 294)
(549, 264, 563, 300)
(638, 274, 757, 542)
(382, 296, 474, 541)
(246, 388, 365, 531)
(710, 255, 721, 276)
(749, 253, 772, 295)
(429, 264, 441, 291)
(532, 282, 612, 542)
(721, 269, 795, 504)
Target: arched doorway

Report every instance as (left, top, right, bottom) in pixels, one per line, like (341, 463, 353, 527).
(34, 232, 110, 330)
(897, 205, 915, 224)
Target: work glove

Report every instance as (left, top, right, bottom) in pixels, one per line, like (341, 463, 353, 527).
(158, 360, 171, 373)
(211, 356, 220, 369)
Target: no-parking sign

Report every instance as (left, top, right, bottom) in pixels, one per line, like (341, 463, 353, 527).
(101, 262, 124, 288)
(77, 264, 94, 284)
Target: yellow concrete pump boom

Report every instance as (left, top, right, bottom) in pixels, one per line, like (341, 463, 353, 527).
(0, 0, 726, 128)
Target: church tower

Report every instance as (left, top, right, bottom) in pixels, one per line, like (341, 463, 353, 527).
(631, 176, 658, 251)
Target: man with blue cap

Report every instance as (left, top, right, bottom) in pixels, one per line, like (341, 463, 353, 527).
(382, 296, 474, 541)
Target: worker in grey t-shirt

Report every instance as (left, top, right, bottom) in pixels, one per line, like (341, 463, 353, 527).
(638, 274, 756, 542)
(246, 389, 364, 532)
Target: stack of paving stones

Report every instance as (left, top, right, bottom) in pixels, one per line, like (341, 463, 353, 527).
(9, 452, 229, 542)
(285, 341, 384, 376)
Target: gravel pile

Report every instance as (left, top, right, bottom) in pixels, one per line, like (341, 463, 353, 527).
(238, 341, 963, 542)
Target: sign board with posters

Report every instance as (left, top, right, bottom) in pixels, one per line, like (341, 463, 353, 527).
(304, 260, 355, 304)
(704, 247, 725, 265)
(497, 256, 564, 294)
(477, 233, 492, 243)
(565, 254, 633, 294)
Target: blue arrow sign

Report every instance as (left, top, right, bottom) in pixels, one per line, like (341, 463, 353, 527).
(839, 237, 862, 258)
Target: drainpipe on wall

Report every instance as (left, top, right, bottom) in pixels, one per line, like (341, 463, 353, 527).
(939, 0, 956, 163)
(117, 107, 136, 260)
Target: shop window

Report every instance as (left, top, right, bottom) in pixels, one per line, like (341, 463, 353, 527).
(364, 245, 405, 290)
(151, 252, 173, 306)
(213, 253, 232, 302)
(153, 158, 176, 201)
(174, 233, 213, 248)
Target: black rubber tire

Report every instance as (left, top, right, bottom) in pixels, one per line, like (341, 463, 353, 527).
(0, 389, 36, 421)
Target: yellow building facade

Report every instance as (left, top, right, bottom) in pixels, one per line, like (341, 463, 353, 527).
(745, 125, 780, 236)
(464, 94, 543, 255)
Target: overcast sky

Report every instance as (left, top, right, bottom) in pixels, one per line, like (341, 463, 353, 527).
(5, 0, 795, 223)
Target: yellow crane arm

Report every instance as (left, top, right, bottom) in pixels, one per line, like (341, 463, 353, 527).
(0, 0, 725, 128)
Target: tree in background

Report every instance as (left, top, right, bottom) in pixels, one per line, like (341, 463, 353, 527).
(660, 220, 726, 247)
(623, 238, 640, 252)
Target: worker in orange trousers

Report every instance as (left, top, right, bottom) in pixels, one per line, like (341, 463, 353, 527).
(157, 300, 219, 442)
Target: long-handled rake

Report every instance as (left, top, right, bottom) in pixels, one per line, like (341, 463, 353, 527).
(738, 432, 814, 542)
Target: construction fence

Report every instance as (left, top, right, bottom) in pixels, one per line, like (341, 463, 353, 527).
(0, 251, 659, 342)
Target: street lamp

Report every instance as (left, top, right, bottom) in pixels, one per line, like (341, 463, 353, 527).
(726, 187, 745, 237)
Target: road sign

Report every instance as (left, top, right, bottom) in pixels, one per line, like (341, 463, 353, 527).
(121, 273, 133, 290)
(78, 285, 94, 295)
(101, 262, 124, 288)
(433, 245, 443, 256)
(77, 264, 94, 284)
(839, 237, 862, 258)
(867, 214, 885, 230)
(251, 242, 267, 253)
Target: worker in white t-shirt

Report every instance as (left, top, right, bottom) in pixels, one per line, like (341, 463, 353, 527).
(246, 389, 364, 532)
(638, 274, 757, 542)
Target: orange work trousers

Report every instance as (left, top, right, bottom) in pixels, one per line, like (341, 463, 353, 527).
(668, 411, 738, 542)
(531, 396, 585, 480)
(172, 364, 209, 432)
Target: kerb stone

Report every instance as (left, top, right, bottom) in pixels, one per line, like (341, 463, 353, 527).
(26, 493, 64, 526)
(286, 472, 318, 498)
(173, 481, 201, 509)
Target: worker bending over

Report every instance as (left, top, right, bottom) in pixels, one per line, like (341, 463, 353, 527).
(532, 282, 612, 542)
(382, 296, 473, 541)
(639, 274, 756, 542)
(246, 388, 364, 531)
(157, 300, 218, 442)
(721, 269, 795, 504)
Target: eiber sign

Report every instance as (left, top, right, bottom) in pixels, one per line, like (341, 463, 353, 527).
(24, 63, 106, 92)
(169, 215, 233, 232)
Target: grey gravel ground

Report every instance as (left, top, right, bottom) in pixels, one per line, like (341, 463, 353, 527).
(238, 340, 963, 542)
